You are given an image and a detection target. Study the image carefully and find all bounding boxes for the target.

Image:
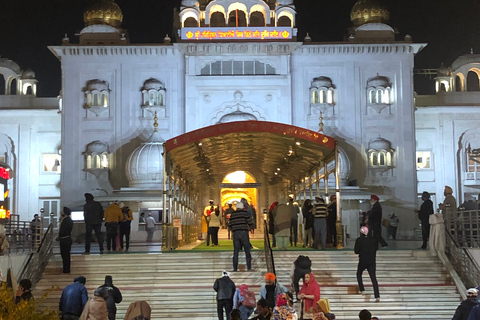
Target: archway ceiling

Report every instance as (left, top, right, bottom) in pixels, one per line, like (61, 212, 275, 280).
(165, 121, 335, 185)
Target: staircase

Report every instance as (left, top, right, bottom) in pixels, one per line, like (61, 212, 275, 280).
(36, 249, 461, 319)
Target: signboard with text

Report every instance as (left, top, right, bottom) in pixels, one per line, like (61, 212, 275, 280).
(181, 27, 293, 41)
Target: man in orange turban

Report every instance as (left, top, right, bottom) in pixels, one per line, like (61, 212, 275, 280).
(259, 273, 287, 309)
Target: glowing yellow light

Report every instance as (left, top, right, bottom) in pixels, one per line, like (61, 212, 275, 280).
(4, 190, 8, 198)
(225, 171, 247, 184)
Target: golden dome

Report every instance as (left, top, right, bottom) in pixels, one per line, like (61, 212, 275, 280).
(84, 0, 123, 28)
(350, 0, 390, 26)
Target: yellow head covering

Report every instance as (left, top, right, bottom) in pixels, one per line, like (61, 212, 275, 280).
(317, 298, 330, 313)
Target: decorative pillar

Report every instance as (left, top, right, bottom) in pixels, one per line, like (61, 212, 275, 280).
(162, 143, 168, 250)
(335, 141, 343, 249)
(324, 161, 329, 202)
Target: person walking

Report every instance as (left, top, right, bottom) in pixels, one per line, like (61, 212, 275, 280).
(355, 226, 380, 302)
(229, 201, 254, 271)
(97, 275, 122, 320)
(414, 191, 434, 249)
(288, 198, 300, 247)
(272, 201, 291, 250)
(368, 195, 388, 248)
(259, 273, 288, 309)
(225, 203, 235, 240)
(327, 195, 337, 247)
(313, 197, 328, 250)
(104, 202, 123, 252)
(146, 213, 156, 242)
(59, 276, 88, 320)
(208, 206, 221, 246)
(79, 287, 108, 320)
(452, 288, 479, 320)
(83, 193, 104, 254)
(214, 270, 236, 320)
(119, 205, 133, 252)
(291, 255, 312, 300)
(302, 200, 314, 248)
(58, 207, 74, 274)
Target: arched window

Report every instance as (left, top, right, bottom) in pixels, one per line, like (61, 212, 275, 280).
(370, 152, 378, 166)
(312, 91, 319, 104)
(319, 90, 327, 103)
(467, 71, 480, 91)
(376, 89, 383, 103)
(277, 16, 291, 27)
(455, 75, 462, 91)
(369, 90, 376, 104)
(440, 83, 446, 92)
(210, 12, 226, 27)
(327, 90, 334, 104)
(379, 152, 386, 166)
(250, 11, 265, 26)
(228, 10, 247, 27)
(100, 153, 109, 169)
(9, 78, 17, 95)
(0, 75, 6, 95)
(93, 155, 100, 168)
(184, 17, 198, 27)
(86, 155, 92, 169)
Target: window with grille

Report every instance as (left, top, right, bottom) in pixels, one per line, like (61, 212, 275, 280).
(200, 60, 276, 75)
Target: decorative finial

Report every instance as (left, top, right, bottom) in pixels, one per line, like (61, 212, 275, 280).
(62, 33, 70, 45)
(153, 111, 158, 132)
(304, 33, 311, 42)
(318, 111, 324, 133)
(404, 34, 412, 41)
(164, 34, 171, 44)
(471, 48, 474, 55)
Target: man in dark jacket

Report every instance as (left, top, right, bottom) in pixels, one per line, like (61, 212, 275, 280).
(291, 255, 312, 300)
(59, 207, 74, 274)
(59, 276, 88, 320)
(83, 193, 104, 254)
(368, 195, 388, 248)
(355, 226, 380, 302)
(15, 279, 34, 303)
(452, 288, 478, 320)
(213, 270, 236, 320)
(414, 191, 434, 249)
(229, 201, 254, 271)
(97, 275, 122, 320)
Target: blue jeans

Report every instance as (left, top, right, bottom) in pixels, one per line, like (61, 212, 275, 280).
(232, 230, 251, 271)
(313, 218, 327, 249)
(85, 224, 103, 252)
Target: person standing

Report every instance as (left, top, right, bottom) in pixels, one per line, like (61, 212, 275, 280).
(298, 273, 321, 315)
(313, 197, 328, 250)
(268, 202, 278, 247)
(439, 185, 458, 233)
(213, 270, 236, 320)
(327, 195, 337, 247)
(83, 193, 104, 254)
(97, 275, 122, 320)
(430, 205, 446, 256)
(208, 206, 221, 246)
(302, 200, 314, 248)
(355, 226, 380, 302)
(119, 205, 133, 252)
(225, 203, 235, 240)
(30, 213, 42, 248)
(291, 255, 312, 300)
(58, 207, 74, 274)
(230, 201, 253, 271)
(146, 213, 156, 242)
(386, 212, 399, 240)
(288, 198, 300, 247)
(104, 202, 123, 252)
(414, 191, 434, 249)
(203, 200, 215, 240)
(368, 195, 388, 248)
(272, 202, 291, 250)
(452, 288, 478, 320)
(59, 276, 88, 320)
(251, 203, 257, 235)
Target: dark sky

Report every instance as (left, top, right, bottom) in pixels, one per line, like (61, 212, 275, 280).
(0, 0, 478, 97)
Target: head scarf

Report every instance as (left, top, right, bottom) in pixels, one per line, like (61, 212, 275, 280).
(371, 195, 379, 201)
(298, 273, 320, 312)
(444, 186, 453, 194)
(269, 201, 278, 213)
(360, 226, 369, 236)
(276, 293, 288, 307)
(239, 284, 248, 296)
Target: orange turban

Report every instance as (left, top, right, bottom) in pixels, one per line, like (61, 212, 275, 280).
(265, 273, 276, 281)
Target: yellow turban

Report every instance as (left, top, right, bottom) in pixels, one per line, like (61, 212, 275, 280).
(317, 298, 330, 313)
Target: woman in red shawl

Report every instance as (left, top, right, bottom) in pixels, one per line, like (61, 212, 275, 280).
(298, 272, 321, 314)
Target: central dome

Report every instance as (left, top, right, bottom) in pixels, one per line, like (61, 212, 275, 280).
(350, 0, 389, 26)
(84, 0, 123, 28)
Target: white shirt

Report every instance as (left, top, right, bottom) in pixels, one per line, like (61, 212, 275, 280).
(146, 216, 156, 228)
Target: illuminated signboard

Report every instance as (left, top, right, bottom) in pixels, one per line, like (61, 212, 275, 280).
(0, 167, 9, 180)
(0, 207, 9, 219)
(181, 27, 294, 41)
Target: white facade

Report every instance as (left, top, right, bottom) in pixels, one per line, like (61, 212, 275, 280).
(416, 53, 480, 207)
(0, 58, 60, 221)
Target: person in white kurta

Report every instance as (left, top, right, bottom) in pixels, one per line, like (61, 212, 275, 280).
(429, 211, 445, 256)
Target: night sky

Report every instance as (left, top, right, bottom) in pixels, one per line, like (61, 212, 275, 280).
(0, 0, 478, 97)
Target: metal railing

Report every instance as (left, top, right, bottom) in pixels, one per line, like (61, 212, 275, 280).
(3, 219, 44, 254)
(445, 209, 480, 248)
(18, 223, 54, 286)
(263, 220, 276, 275)
(445, 229, 480, 289)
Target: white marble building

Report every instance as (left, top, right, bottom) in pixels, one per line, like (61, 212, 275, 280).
(45, 0, 430, 238)
(0, 58, 60, 222)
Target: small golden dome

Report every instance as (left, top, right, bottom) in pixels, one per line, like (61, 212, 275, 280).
(84, 0, 123, 28)
(350, 0, 390, 26)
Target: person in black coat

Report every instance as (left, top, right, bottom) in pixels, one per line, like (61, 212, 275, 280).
(213, 270, 236, 320)
(368, 195, 388, 248)
(327, 195, 337, 247)
(83, 193, 104, 254)
(452, 288, 479, 320)
(355, 226, 380, 302)
(414, 191, 434, 249)
(302, 199, 314, 248)
(58, 207, 74, 274)
(97, 275, 122, 320)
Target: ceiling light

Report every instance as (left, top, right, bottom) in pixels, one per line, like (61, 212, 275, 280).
(277, 168, 281, 171)
(198, 142, 203, 146)
(274, 172, 278, 175)
(296, 141, 301, 146)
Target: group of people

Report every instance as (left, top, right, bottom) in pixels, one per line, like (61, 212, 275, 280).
(57, 274, 139, 320)
(213, 267, 333, 320)
(268, 196, 338, 251)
